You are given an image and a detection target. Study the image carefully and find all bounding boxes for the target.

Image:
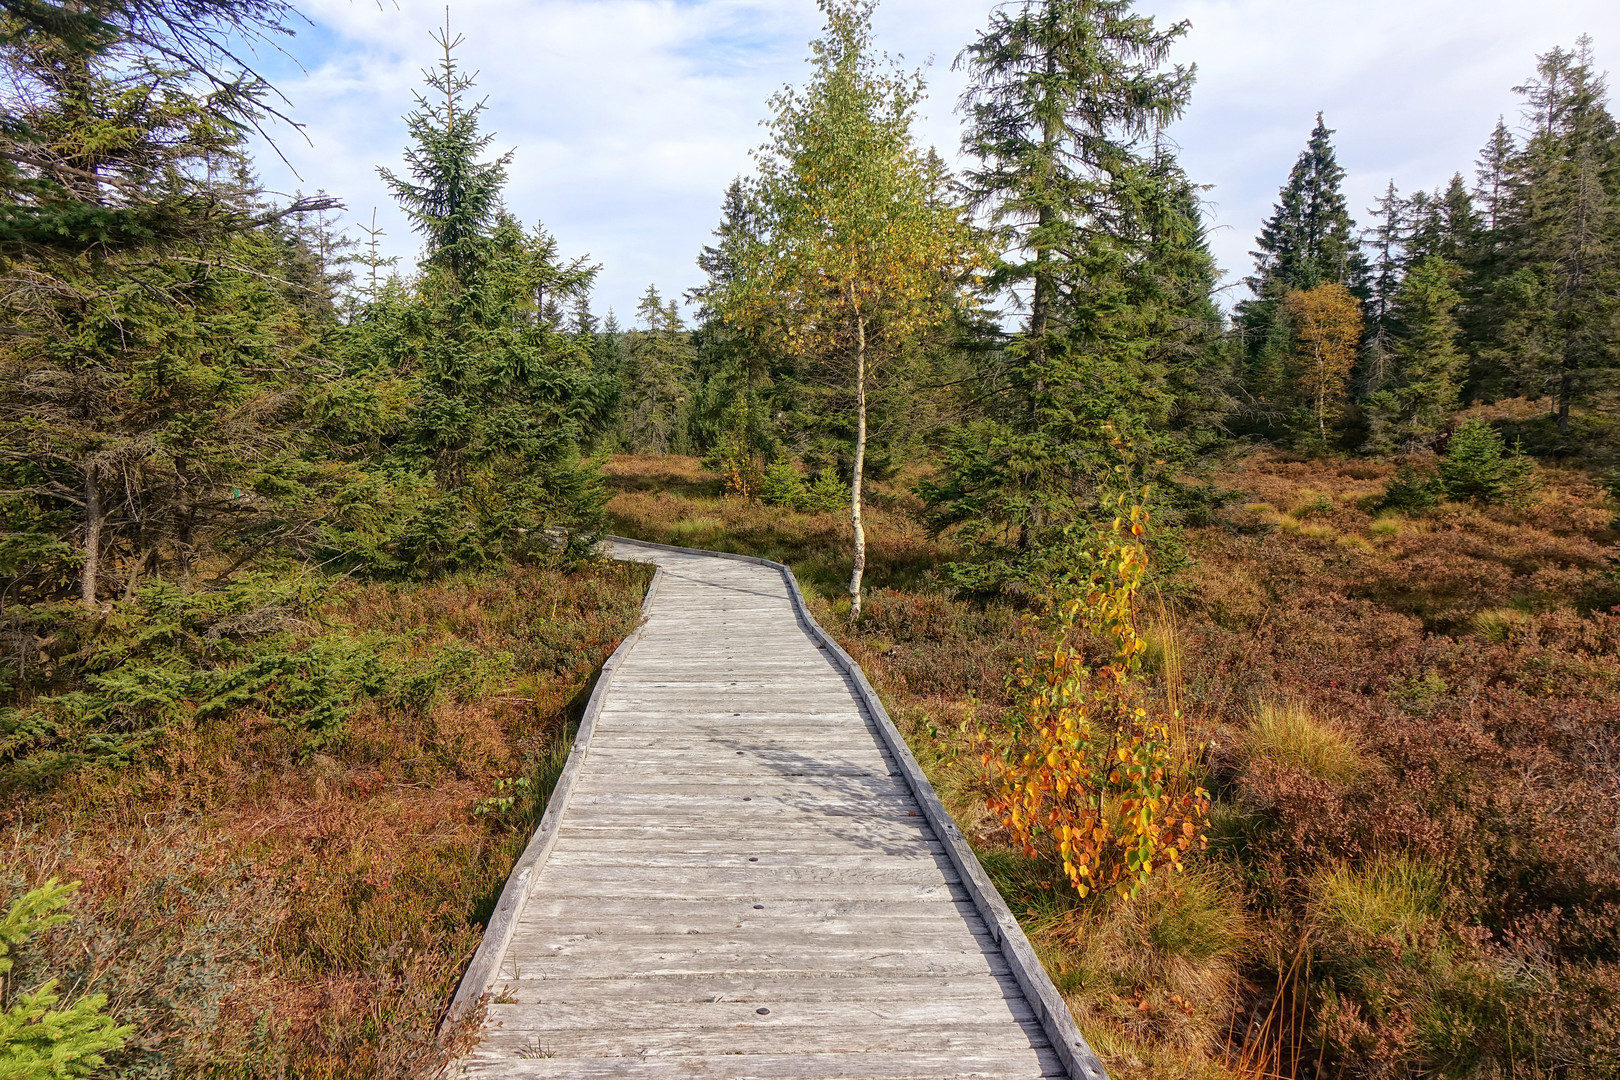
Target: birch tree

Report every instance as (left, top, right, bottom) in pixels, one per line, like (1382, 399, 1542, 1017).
(1285, 284, 1363, 440)
(721, 0, 979, 618)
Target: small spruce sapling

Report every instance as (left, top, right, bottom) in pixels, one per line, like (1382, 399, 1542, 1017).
(1378, 463, 1444, 512)
(799, 470, 850, 515)
(1440, 420, 1538, 504)
(0, 879, 133, 1078)
(758, 461, 808, 509)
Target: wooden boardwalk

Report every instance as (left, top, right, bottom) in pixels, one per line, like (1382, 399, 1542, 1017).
(451, 538, 1107, 1079)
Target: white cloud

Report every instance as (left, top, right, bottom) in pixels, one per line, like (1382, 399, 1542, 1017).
(246, 0, 1620, 321)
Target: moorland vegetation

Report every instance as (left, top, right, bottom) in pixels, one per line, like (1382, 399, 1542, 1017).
(0, 0, 1616, 1076)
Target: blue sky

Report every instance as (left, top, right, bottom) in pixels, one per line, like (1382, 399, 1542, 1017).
(244, 0, 1620, 325)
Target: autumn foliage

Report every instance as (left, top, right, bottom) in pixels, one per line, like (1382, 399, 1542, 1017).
(976, 496, 1209, 900)
(1285, 283, 1363, 439)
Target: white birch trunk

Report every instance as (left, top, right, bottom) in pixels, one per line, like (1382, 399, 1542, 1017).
(848, 314, 868, 621)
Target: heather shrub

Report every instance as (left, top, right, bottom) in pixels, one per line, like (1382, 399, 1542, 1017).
(598, 450, 1620, 1079)
(2, 560, 651, 1077)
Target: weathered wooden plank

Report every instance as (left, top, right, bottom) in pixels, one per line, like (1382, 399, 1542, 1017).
(565, 792, 924, 811)
(483, 995, 1038, 1031)
(545, 837, 949, 857)
(521, 880, 969, 903)
(569, 777, 912, 799)
(500, 946, 1012, 981)
(515, 897, 976, 920)
(543, 850, 955, 870)
(539, 860, 961, 885)
(468, 1020, 1053, 1058)
(457, 1050, 1065, 1079)
(474, 972, 1031, 1005)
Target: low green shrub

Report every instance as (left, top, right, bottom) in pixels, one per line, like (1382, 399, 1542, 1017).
(798, 469, 850, 514)
(1378, 462, 1443, 512)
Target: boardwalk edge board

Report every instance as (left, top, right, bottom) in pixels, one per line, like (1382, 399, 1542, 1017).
(603, 535, 1110, 1080)
(443, 563, 668, 1024)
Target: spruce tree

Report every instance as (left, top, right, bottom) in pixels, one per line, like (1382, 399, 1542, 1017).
(1406, 174, 1482, 265)
(1237, 114, 1370, 435)
(1465, 119, 1519, 399)
(365, 23, 610, 573)
(1489, 38, 1619, 432)
(1362, 256, 1467, 453)
(378, 14, 511, 285)
(687, 179, 782, 466)
(1361, 180, 1408, 394)
(0, 0, 332, 261)
(1475, 118, 1517, 233)
(924, 0, 1220, 593)
(0, 0, 346, 607)
(623, 286, 692, 454)
(0, 879, 133, 1077)
(1243, 115, 1370, 299)
(954, 0, 1193, 399)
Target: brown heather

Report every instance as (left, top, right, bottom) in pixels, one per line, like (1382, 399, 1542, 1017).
(2, 561, 651, 1078)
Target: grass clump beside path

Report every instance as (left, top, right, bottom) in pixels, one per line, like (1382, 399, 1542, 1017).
(605, 450, 1620, 1080)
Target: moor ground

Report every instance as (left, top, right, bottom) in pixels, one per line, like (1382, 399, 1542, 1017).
(605, 451, 1620, 1080)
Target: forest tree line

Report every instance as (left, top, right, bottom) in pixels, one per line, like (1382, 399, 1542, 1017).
(4, 0, 1616, 619)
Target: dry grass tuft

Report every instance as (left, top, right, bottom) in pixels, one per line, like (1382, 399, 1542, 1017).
(1311, 857, 1441, 942)
(1471, 606, 1532, 643)
(1240, 701, 1368, 786)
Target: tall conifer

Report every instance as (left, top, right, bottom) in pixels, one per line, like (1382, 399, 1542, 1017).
(1361, 180, 1408, 394)
(1244, 115, 1370, 300)
(378, 14, 512, 285)
(1237, 115, 1369, 434)
(623, 286, 692, 454)
(924, 0, 1219, 593)
(366, 23, 609, 572)
(1362, 257, 1467, 453)
(1491, 39, 1619, 431)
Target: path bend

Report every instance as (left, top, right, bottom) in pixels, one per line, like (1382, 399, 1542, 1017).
(451, 537, 1108, 1080)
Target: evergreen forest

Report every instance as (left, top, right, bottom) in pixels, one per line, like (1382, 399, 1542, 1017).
(1, 0, 1617, 1077)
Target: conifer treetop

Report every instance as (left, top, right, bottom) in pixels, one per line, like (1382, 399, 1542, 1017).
(1247, 113, 1369, 300)
(378, 11, 513, 281)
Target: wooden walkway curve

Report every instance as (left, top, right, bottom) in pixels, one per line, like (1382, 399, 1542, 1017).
(449, 537, 1108, 1079)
